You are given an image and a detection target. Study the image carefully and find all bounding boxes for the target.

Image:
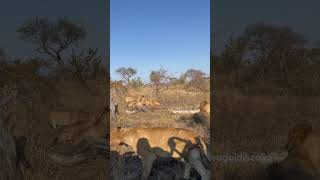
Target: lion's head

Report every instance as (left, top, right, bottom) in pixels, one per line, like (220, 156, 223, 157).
(267, 123, 320, 180)
(199, 100, 210, 116)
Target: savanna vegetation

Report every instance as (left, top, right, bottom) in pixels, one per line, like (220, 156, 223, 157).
(109, 66, 210, 179)
(213, 22, 320, 180)
(1, 17, 107, 180)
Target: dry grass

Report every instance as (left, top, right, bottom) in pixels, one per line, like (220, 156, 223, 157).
(212, 88, 320, 180)
(110, 85, 210, 180)
(10, 80, 107, 180)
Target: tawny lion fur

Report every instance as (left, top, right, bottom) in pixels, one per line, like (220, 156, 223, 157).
(110, 127, 210, 180)
(267, 123, 320, 179)
(199, 100, 210, 117)
(51, 107, 108, 148)
(125, 95, 160, 108)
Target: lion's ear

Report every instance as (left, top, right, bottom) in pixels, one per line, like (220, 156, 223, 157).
(116, 126, 122, 131)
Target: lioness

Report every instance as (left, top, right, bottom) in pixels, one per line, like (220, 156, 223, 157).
(192, 100, 210, 126)
(267, 123, 320, 180)
(125, 96, 136, 103)
(110, 127, 211, 180)
(199, 100, 210, 117)
(48, 107, 108, 165)
(125, 95, 160, 110)
(51, 106, 108, 149)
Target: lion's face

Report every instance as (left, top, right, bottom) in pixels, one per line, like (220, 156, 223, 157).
(110, 127, 128, 147)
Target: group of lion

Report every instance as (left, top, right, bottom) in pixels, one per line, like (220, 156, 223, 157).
(123, 95, 211, 127)
(47, 92, 320, 180)
(47, 94, 211, 179)
(109, 122, 320, 180)
(110, 95, 212, 179)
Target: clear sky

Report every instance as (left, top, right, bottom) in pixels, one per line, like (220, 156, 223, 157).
(213, 0, 320, 54)
(110, 0, 210, 82)
(0, 0, 107, 59)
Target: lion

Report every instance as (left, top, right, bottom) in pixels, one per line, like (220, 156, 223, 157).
(192, 100, 210, 127)
(51, 106, 108, 149)
(266, 123, 320, 180)
(199, 100, 210, 117)
(125, 96, 136, 103)
(125, 95, 161, 113)
(110, 127, 211, 180)
(48, 106, 108, 165)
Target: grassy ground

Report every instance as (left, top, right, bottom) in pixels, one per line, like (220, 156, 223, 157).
(11, 74, 320, 179)
(110, 85, 210, 180)
(11, 80, 209, 180)
(11, 80, 108, 180)
(212, 88, 320, 180)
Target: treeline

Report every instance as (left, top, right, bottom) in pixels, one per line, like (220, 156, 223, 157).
(213, 22, 320, 96)
(112, 66, 210, 95)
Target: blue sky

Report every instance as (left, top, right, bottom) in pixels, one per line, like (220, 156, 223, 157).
(110, 0, 210, 82)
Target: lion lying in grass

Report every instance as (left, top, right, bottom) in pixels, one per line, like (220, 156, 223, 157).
(110, 127, 211, 180)
(125, 95, 160, 113)
(51, 107, 107, 148)
(194, 100, 210, 125)
(267, 123, 320, 180)
(48, 107, 108, 165)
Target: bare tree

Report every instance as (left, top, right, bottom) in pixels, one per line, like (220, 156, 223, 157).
(221, 36, 248, 72)
(183, 69, 207, 90)
(244, 23, 305, 62)
(243, 23, 306, 85)
(149, 67, 169, 96)
(69, 48, 102, 82)
(115, 67, 137, 84)
(17, 16, 86, 66)
(129, 77, 144, 88)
